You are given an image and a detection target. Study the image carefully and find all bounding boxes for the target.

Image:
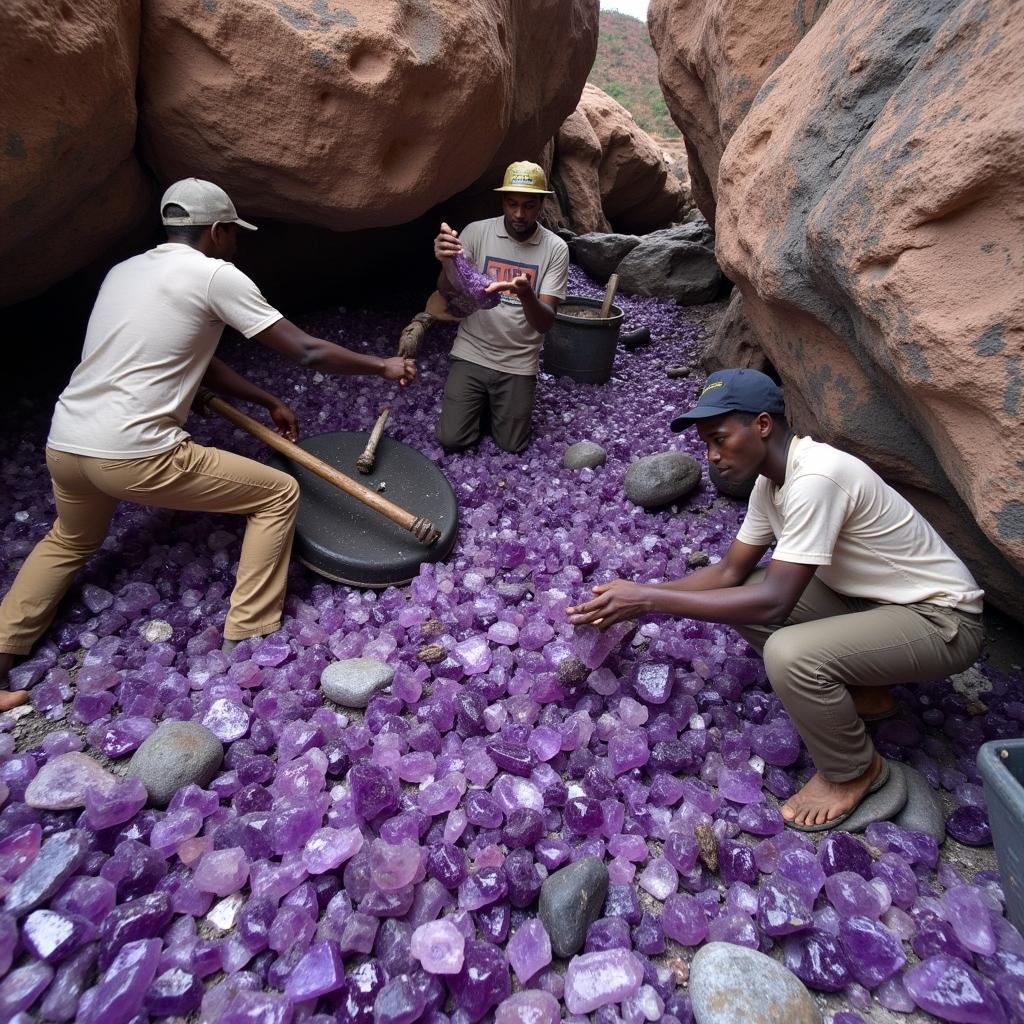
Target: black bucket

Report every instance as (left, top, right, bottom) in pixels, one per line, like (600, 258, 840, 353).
(543, 296, 624, 384)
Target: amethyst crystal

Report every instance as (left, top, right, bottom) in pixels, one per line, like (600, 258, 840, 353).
(564, 948, 644, 1014)
(444, 255, 501, 318)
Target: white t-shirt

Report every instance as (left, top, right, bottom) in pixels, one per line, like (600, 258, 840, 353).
(737, 436, 984, 613)
(450, 217, 569, 376)
(48, 244, 282, 459)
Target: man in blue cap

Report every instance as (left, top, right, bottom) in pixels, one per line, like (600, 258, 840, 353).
(568, 369, 984, 831)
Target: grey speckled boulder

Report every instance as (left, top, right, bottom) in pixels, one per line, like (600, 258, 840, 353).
(624, 452, 701, 508)
(893, 764, 946, 844)
(127, 721, 224, 807)
(690, 942, 822, 1024)
(320, 657, 395, 709)
(538, 856, 608, 958)
(563, 441, 607, 470)
(571, 232, 642, 281)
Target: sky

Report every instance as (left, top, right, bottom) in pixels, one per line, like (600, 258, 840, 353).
(600, 0, 649, 21)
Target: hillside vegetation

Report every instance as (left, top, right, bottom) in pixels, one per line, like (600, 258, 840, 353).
(588, 10, 683, 155)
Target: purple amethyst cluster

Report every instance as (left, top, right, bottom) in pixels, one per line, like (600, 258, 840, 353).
(0, 268, 1021, 1022)
(443, 255, 502, 319)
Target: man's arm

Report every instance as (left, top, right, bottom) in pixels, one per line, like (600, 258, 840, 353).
(567, 539, 818, 629)
(435, 222, 463, 295)
(253, 319, 415, 384)
(201, 357, 299, 440)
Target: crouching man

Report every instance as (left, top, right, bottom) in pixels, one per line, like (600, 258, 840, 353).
(568, 369, 984, 831)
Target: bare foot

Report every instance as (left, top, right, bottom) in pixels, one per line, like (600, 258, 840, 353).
(782, 754, 885, 827)
(0, 689, 29, 712)
(849, 684, 897, 720)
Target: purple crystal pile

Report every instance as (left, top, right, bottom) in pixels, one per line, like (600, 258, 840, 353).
(0, 266, 1022, 1022)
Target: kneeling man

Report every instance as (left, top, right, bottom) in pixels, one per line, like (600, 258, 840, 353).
(569, 369, 984, 831)
(433, 161, 569, 454)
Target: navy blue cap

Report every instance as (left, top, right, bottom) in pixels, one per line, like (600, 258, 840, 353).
(670, 369, 784, 431)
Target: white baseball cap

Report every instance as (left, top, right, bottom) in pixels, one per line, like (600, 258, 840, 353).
(160, 178, 257, 231)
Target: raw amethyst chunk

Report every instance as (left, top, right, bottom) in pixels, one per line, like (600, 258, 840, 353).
(838, 916, 906, 989)
(564, 948, 644, 1014)
(783, 931, 852, 992)
(285, 939, 345, 1001)
(905, 954, 1008, 1023)
(444, 254, 501, 318)
(77, 938, 161, 1024)
(4, 828, 90, 917)
(449, 941, 511, 1022)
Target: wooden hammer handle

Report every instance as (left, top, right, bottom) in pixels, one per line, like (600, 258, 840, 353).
(356, 406, 391, 474)
(198, 391, 439, 545)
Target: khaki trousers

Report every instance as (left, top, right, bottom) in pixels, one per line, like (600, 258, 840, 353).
(734, 570, 984, 782)
(435, 358, 537, 454)
(0, 441, 299, 653)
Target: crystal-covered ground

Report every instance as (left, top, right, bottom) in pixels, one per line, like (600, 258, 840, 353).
(0, 266, 1022, 1023)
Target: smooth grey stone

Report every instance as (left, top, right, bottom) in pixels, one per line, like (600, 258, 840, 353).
(127, 721, 224, 808)
(842, 760, 909, 833)
(563, 441, 607, 470)
(624, 452, 701, 508)
(538, 856, 608, 958)
(893, 764, 946, 844)
(690, 942, 822, 1024)
(570, 232, 642, 281)
(320, 657, 394, 709)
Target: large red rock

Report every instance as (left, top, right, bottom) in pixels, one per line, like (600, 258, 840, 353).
(138, 0, 598, 232)
(713, 0, 1024, 613)
(577, 84, 688, 234)
(551, 107, 612, 235)
(0, 0, 151, 305)
(648, 0, 824, 223)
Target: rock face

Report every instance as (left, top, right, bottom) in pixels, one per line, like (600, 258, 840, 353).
(648, 0, 824, 224)
(652, 0, 1024, 615)
(552, 85, 689, 235)
(701, 293, 771, 374)
(617, 222, 725, 304)
(138, 0, 598, 233)
(0, 0, 151, 305)
(624, 452, 702, 508)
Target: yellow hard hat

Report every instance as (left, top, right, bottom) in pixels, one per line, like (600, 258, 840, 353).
(494, 161, 554, 195)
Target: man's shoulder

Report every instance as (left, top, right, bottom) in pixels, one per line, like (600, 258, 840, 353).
(537, 224, 569, 254)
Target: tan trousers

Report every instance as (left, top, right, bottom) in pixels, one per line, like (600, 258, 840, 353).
(735, 570, 984, 782)
(0, 441, 299, 653)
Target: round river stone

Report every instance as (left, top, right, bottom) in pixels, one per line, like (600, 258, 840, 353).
(538, 856, 608, 958)
(563, 442, 608, 470)
(690, 942, 822, 1024)
(320, 657, 395, 709)
(624, 452, 701, 508)
(127, 721, 224, 807)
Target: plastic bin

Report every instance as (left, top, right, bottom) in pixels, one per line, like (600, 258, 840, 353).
(543, 297, 624, 384)
(978, 738, 1024, 933)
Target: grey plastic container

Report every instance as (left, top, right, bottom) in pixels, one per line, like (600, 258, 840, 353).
(543, 297, 624, 384)
(978, 738, 1024, 933)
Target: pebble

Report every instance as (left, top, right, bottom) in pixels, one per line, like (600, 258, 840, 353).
(139, 620, 173, 644)
(126, 721, 224, 807)
(319, 657, 395, 709)
(893, 765, 946, 844)
(689, 942, 822, 1024)
(841, 759, 909, 833)
(538, 856, 608, 958)
(624, 452, 701, 508)
(24, 752, 117, 810)
(563, 442, 607, 470)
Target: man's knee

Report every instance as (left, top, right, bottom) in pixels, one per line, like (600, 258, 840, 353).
(761, 630, 798, 691)
(435, 420, 477, 452)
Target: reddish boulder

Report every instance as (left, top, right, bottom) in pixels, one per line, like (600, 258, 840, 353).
(138, 0, 598, 232)
(648, 0, 825, 223)
(0, 0, 150, 305)
(552, 107, 612, 235)
(714, 0, 1024, 611)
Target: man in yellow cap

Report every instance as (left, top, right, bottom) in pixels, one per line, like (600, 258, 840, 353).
(433, 161, 569, 454)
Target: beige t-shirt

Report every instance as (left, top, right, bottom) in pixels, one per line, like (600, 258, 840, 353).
(736, 436, 984, 613)
(450, 217, 569, 376)
(48, 244, 282, 459)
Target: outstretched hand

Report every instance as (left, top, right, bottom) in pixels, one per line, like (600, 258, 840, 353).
(485, 274, 532, 299)
(567, 579, 651, 629)
(434, 222, 462, 261)
(381, 356, 417, 386)
(269, 401, 299, 442)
